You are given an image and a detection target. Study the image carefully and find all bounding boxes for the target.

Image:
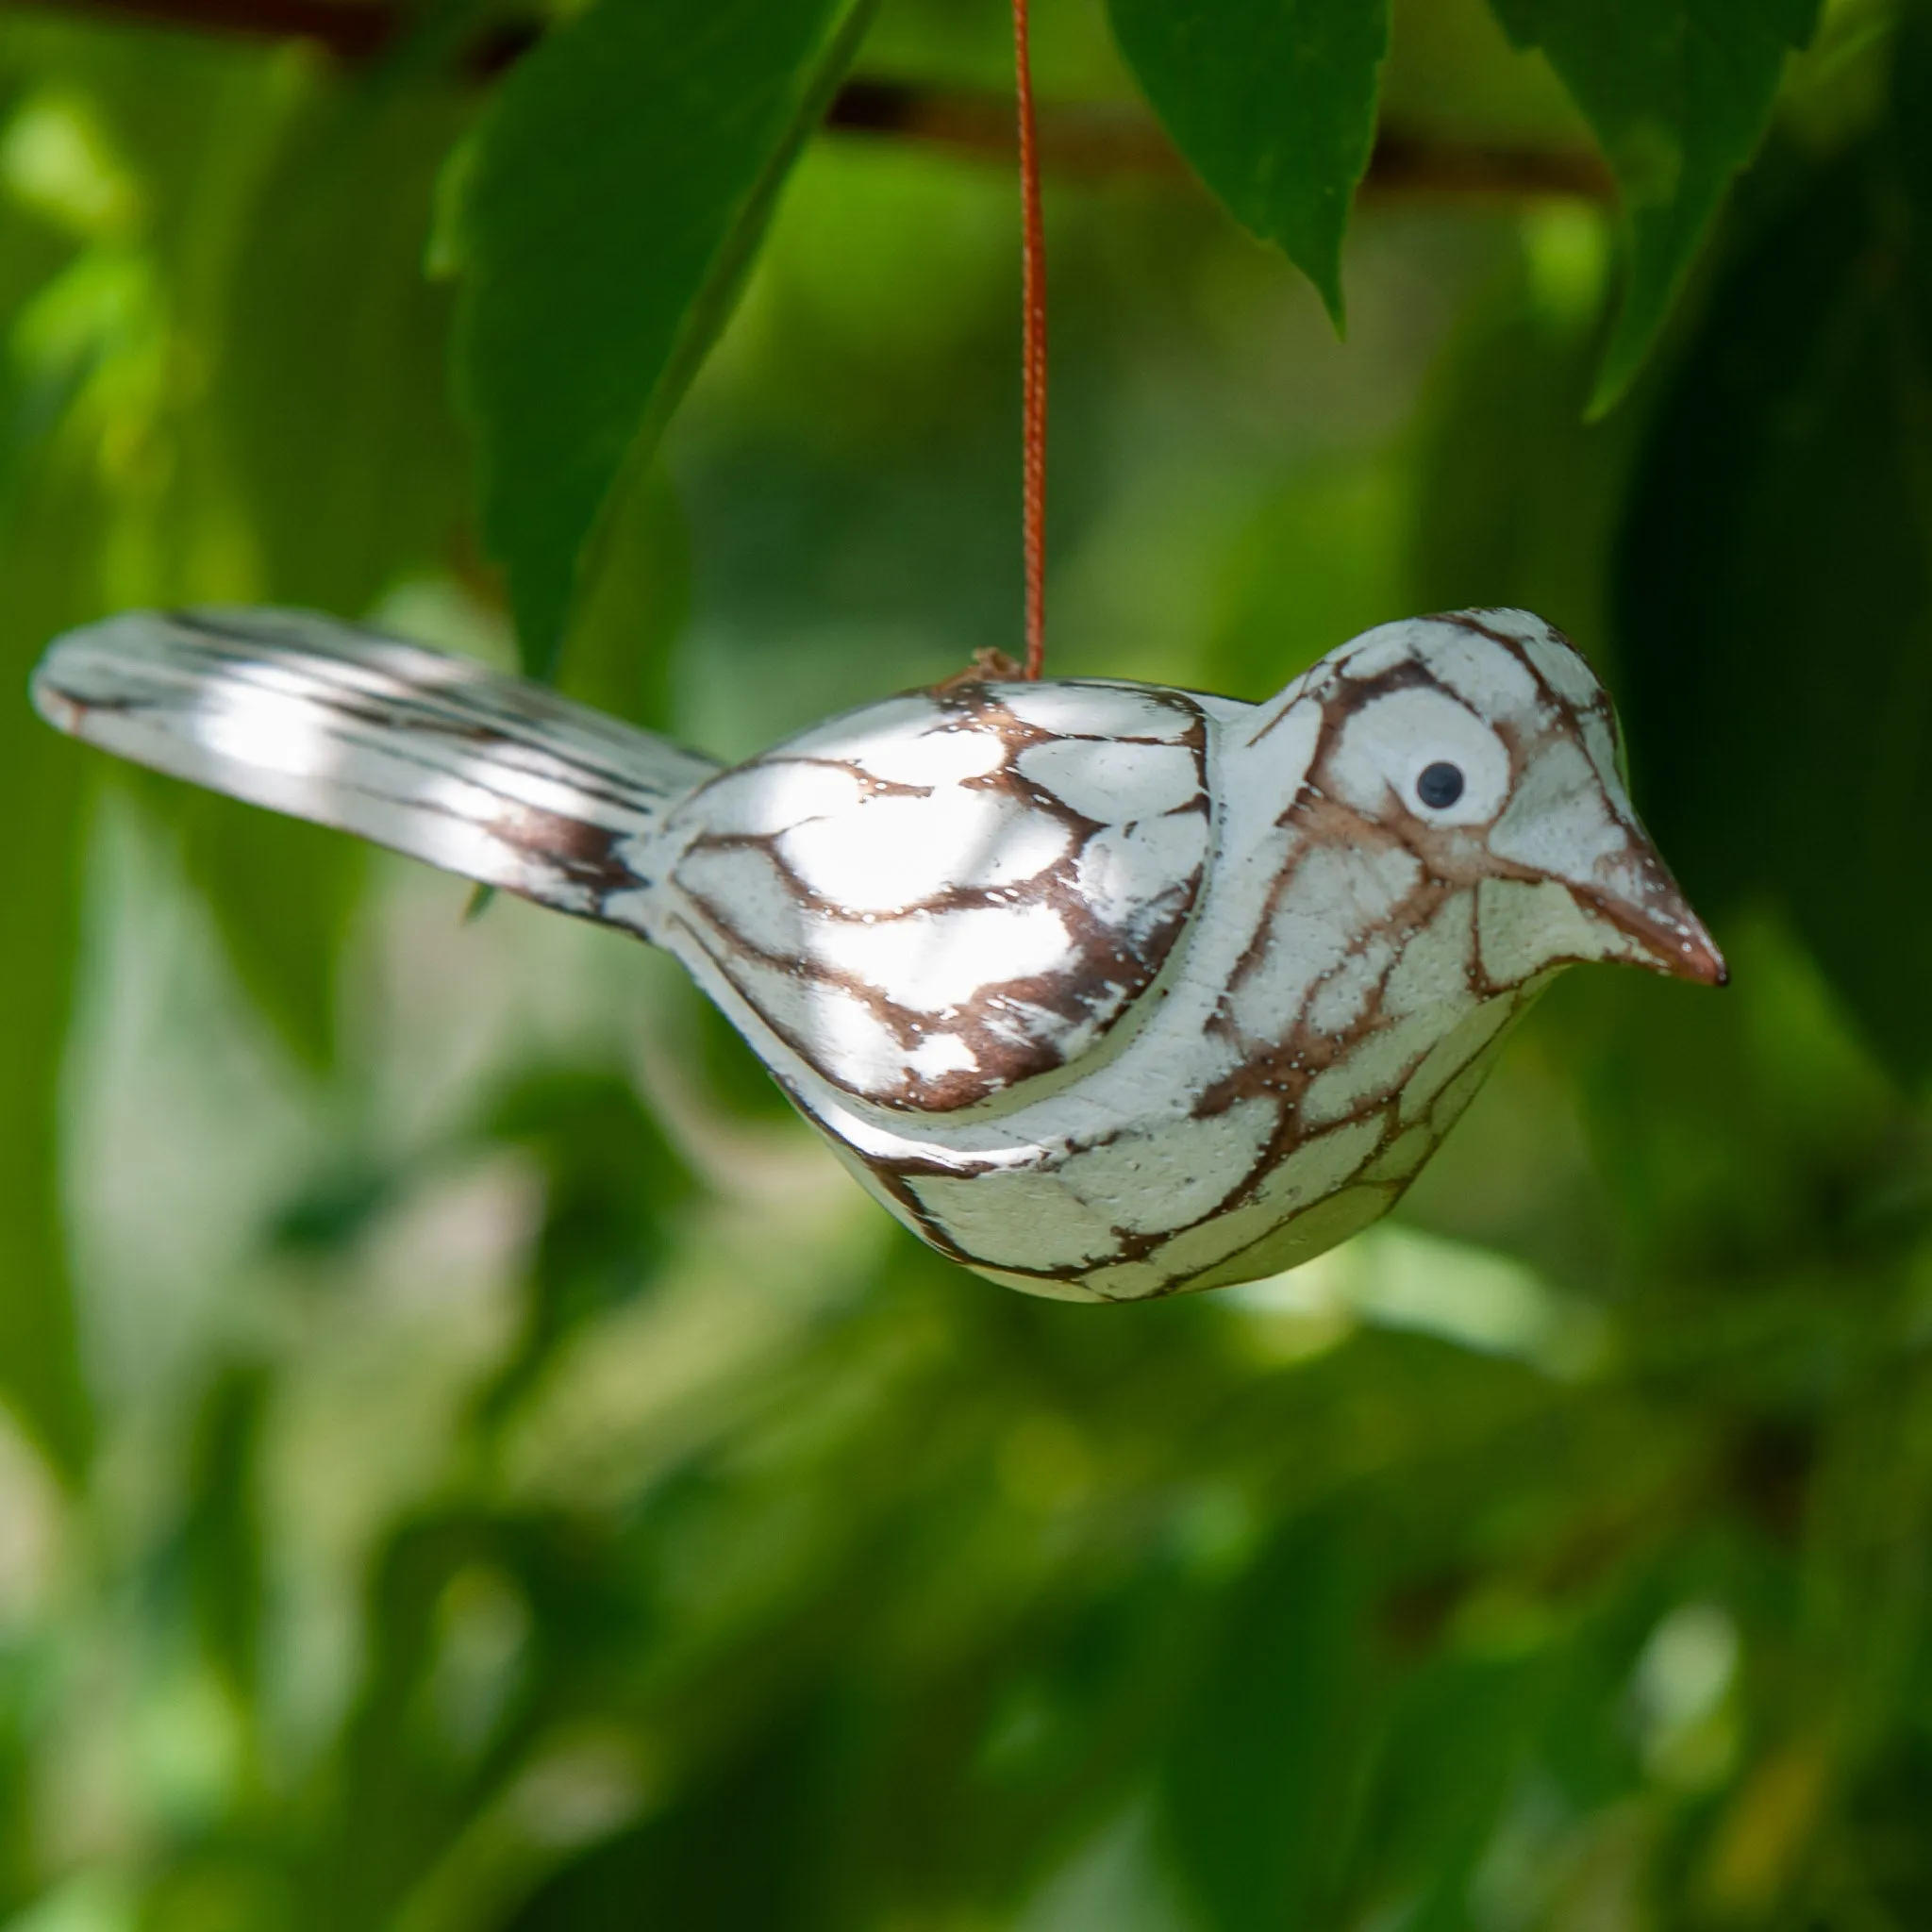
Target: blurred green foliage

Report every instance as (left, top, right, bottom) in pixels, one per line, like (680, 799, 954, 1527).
(6, 0, 1932, 1927)
(1487, 0, 1822, 408)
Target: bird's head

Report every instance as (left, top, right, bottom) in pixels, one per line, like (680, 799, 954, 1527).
(1252, 608, 1725, 991)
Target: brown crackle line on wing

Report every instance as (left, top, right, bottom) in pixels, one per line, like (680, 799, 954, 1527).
(671, 714, 1213, 1111)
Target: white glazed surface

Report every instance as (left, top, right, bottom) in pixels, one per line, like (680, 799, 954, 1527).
(32, 606, 1724, 1301)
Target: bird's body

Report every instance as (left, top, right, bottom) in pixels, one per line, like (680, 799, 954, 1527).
(31, 605, 1723, 1300)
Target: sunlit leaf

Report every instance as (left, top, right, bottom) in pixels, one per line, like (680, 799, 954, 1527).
(1487, 0, 1821, 409)
(453, 0, 875, 675)
(1107, 0, 1389, 326)
(42, 41, 381, 1071)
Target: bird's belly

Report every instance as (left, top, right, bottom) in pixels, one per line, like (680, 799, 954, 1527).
(653, 775, 1557, 1300)
(796, 978, 1542, 1302)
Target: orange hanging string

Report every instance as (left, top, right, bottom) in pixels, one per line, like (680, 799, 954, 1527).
(1013, 0, 1048, 679)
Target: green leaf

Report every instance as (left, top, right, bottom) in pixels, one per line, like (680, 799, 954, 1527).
(502, 1693, 836, 1930)
(0, 27, 332, 1481)
(183, 1358, 269, 1694)
(467, 1067, 695, 1432)
(1615, 35, 1932, 1078)
(1107, 0, 1390, 327)
(0, 86, 95, 1483)
(1158, 1509, 1375, 1930)
(171, 792, 366, 1072)
(556, 464, 689, 733)
(1408, 211, 1642, 645)
(174, 79, 478, 1069)
(1487, 0, 1822, 410)
(1207, 458, 1405, 698)
(0, 680, 92, 1486)
(220, 83, 473, 616)
(0, 456, 100, 1486)
(454, 0, 874, 675)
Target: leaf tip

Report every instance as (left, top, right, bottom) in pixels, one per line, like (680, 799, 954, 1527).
(1585, 319, 1650, 420)
(1291, 243, 1348, 337)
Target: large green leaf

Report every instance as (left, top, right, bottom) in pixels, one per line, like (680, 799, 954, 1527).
(182, 1358, 270, 1695)
(0, 29, 331, 1481)
(1158, 1510, 1375, 1930)
(222, 85, 472, 618)
(555, 464, 688, 733)
(1107, 0, 1389, 327)
(170, 794, 366, 1073)
(0, 434, 104, 1483)
(181, 80, 476, 1069)
(0, 70, 93, 1483)
(453, 0, 874, 675)
(0, 638, 92, 1486)
(467, 1068, 695, 1433)
(1408, 217, 1644, 648)
(1487, 0, 1821, 409)
(1616, 33, 1932, 1079)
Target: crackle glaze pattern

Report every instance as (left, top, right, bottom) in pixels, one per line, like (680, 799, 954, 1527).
(32, 605, 1724, 1301)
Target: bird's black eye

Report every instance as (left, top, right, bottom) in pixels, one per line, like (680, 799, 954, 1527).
(1416, 761, 1464, 809)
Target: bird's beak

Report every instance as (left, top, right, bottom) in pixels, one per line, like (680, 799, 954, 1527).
(1565, 841, 1729, 988)
(1488, 741, 1727, 989)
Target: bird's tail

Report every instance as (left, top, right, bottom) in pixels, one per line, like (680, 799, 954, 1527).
(31, 607, 721, 931)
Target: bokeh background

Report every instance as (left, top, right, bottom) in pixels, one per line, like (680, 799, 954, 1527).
(3, 0, 1928, 1925)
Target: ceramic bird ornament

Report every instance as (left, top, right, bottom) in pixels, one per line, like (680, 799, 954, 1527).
(31, 606, 1724, 1301)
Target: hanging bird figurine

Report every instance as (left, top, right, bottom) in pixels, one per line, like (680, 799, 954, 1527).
(31, 604, 1723, 1301)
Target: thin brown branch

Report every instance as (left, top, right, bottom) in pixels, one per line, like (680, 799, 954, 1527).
(1363, 126, 1612, 202)
(828, 77, 1613, 201)
(22, 0, 1615, 203)
(37, 0, 404, 61)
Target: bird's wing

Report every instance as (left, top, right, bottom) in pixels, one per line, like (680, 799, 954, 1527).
(31, 607, 721, 928)
(659, 678, 1215, 1112)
